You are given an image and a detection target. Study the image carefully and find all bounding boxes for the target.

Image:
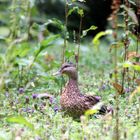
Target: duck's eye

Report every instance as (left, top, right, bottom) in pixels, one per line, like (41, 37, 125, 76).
(63, 65, 69, 69)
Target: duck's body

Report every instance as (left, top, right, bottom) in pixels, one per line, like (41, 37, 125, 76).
(56, 62, 109, 118)
(60, 78, 100, 118)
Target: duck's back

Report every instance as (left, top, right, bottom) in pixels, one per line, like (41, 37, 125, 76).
(60, 86, 100, 118)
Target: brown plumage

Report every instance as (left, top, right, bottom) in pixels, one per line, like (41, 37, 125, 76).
(55, 62, 109, 119)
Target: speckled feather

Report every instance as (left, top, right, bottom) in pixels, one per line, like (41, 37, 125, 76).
(60, 79, 99, 118)
(58, 62, 108, 119)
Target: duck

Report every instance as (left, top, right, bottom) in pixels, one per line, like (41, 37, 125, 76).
(55, 62, 110, 119)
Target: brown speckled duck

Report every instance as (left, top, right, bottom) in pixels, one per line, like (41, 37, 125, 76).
(55, 62, 110, 119)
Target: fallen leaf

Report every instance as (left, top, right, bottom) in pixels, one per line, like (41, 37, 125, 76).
(112, 82, 124, 94)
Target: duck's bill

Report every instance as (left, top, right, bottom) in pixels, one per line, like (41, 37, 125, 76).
(53, 70, 62, 76)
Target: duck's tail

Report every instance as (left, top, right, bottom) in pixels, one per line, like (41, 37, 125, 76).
(99, 105, 113, 115)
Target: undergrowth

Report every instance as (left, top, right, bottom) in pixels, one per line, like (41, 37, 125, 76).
(0, 0, 140, 140)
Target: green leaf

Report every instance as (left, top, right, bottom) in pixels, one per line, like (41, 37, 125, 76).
(65, 50, 74, 58)
(82, 25, 97, 38)
(40, 34, 60, 48)
(78, 9, 84, 17)
(33, 35, 60, 63)
(68, 7, 84, 17)
(85, 102, 103, 116)
(132, 64, 140, 71)
(28, 34, 60, 68)
(6, 116, 34, 130)
(92, 30, 112, 47)
(123, 61, 132, 68)
(85, 108, 98, 116)
(32, 23, 40, 30)
(121, 5, 139, 25)
(67, 7, 78, 17)
(44, 19, 64, 32)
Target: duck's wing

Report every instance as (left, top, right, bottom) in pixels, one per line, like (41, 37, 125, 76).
(82, 95, 100, 108)
(85, 95, 100, 103)
(84, 95, 112, 114)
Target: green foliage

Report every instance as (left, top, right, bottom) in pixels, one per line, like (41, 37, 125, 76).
(32, 34, 60, 66)
(6, 116, 34, 130)
(121, 5, 138, 25)
(82, 25, 97, 38)
(92, 30, 113, 48)
(0, 0, 140, 140)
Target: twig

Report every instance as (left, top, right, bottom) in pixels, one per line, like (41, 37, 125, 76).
(62, 0, 68, 64)
(76, 16, 82, 73)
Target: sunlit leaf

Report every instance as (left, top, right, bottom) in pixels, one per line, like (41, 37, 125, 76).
(92, 30, 112, 48)
(82, 25, 97, 38)
(85, 102, 103, 116)
(6, 116, 34, 130)
(123, 61, 132, 68)
(132, 63, 140, 71)
(85, 109, 98, 116)
(78, 9, 84, 17)
(67, 7, 78, 16)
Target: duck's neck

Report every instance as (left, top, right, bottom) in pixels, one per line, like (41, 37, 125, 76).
(64, 77, 80, 95)
(68, 78, 78, 86)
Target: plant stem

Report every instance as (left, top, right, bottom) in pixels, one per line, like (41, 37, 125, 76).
(114, 32, 119, 140)
(76, 16, 82, 73)
(26, 0, 31, 40)
(111, 0, 121, 139)
(62, 0, 68, 64)
(121, 0, 129, 93)
(133, 7, 140, 81)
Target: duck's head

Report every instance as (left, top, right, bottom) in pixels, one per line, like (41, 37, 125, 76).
(54, 62, 77, 80)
